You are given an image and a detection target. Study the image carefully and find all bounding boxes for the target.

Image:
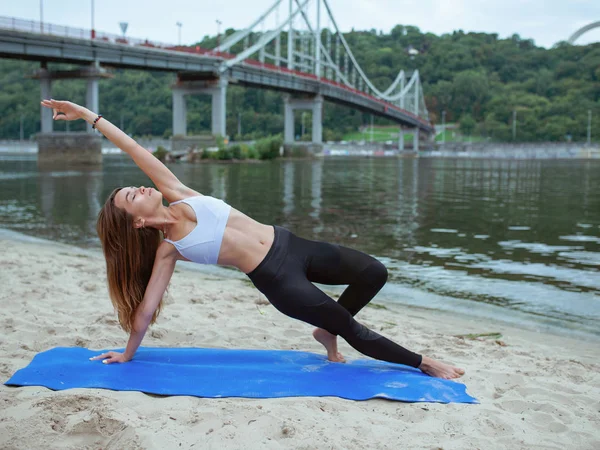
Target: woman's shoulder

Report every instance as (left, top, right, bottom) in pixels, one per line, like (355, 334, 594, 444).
(157, 239, 182, 260)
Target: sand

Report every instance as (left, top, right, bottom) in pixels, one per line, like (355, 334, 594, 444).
(0, 234, 599, 450)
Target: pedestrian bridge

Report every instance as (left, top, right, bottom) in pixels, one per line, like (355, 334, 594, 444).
(0, 0, 433, 154)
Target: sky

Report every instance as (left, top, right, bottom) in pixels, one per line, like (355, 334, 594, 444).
(0, 0, 598, 49)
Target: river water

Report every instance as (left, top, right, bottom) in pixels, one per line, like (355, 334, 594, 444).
(1, 153, 599, 340)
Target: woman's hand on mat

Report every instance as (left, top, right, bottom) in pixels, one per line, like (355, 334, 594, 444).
(41, 99, 87, 121)
(89, 351, 130, 364)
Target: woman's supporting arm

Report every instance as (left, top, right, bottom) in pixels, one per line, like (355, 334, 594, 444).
(90, 244, 178, 364)
(122, 245, 178, 361)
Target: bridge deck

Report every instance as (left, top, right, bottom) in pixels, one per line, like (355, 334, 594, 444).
(0, 26, 433, 133)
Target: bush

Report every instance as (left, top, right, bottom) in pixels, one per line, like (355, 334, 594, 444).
(229, 144, 246, 160)
(217, 147, 233, 160)
(153, 145, 168, 162)
(246, 144, 259, 159)
(215, 134, 226, 150)
(256, 135, 283, 160)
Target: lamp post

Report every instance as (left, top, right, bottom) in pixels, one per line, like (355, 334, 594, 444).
(176, 22, 182, 46)
(512, 109, 517, 141)
(301, 112, 307, 138)
(216, 19, 222, 51)
(587, 109, 592, 146)
(20, 113, 24, 142)
(91, 0, 96, 39)
(39, 0, 43, 33)
(441, 110, 446, 145)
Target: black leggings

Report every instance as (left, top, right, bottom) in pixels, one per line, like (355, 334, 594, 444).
(246, 226, 422, 368)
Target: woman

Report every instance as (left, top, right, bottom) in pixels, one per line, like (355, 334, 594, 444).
(42, 99, 465, 380)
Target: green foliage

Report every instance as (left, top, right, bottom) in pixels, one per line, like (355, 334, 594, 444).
(215, 134, 226, 150)
(229, 143, 251, 160)
(255, 135, 282, 160)
(246, 144, 259, 159)
(153, 145, 168, 162)
(459, 114, 476, 135)
(216, 147, 232, 160)
(0, 30, 598, 143)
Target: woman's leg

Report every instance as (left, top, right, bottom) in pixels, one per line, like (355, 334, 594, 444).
(249, 228, 465, 378)
(289, 234, 388, 317)
(263, 269, 423, 368)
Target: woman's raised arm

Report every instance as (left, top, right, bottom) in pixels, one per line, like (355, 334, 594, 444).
(41, 99, 200, 202)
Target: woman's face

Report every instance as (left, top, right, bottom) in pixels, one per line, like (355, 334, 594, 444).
(113, 186, 163, 227)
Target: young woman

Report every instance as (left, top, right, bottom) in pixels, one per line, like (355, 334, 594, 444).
(41, 99, 465, 380)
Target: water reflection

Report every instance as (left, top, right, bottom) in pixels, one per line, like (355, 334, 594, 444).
(282, 161, 294, 220)
(0, 154, 599, 337)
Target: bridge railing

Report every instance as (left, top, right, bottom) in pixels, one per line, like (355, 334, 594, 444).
(0, 16, 90, 40)
(0, 16, 177, 50)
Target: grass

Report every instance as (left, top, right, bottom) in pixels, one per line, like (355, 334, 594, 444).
(343, 126, 413, 143)
(435, 129, 488, 143)
(342, 125, 492, 144)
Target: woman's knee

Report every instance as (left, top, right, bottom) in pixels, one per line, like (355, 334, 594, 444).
(359, 259, 388, 288)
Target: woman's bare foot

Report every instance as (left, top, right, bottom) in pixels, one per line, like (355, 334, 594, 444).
(418, 355, 465, 379)
(312, 328, 346, 363)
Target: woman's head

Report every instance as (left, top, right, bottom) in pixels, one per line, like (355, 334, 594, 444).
(113, 186, 164, 228)
(96, 187, 165, 332)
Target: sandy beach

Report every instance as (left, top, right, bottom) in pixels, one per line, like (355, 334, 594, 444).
(0, 234, 599, 450)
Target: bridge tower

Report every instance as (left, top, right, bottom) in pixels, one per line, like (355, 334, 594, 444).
(212, 0, 433, 155)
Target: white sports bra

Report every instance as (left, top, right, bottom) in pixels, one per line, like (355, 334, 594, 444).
(163, 195, 231, 264)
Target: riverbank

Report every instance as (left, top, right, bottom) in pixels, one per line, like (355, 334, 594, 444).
(422, 142, 600, 159)
(4, 140, 600, 160)
(1, 235, 598, 449)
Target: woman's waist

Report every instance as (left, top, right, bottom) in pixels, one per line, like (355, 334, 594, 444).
(218, 212, 277, 271)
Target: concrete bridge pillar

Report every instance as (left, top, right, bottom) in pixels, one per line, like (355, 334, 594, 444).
(32, 63, 110, 166)
(283, 94, 323, 156)
(413, 128, 420, 152)
(398, 128, 405, 151)
(172, 88, 187, 136)
(311, 95, 323, 145)
(40, 74, 53, 133)
(171, 78, 228, 138)
(85, 77, 99, 133)
(210, 78, 228, 137)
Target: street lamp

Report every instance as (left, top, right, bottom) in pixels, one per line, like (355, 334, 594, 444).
(441, 110, 446, 145)
(216, 19, 222, 51)
(301, 112, 307, 138)
(91, 0, 96, 39)
(39, 0, 43, 33)
(588, 110, 592, 146)
(176, 22, 182, 46)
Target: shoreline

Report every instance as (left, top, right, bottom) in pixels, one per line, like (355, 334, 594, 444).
(1, 226, 597, 345)
(3, 142, 600, 161)
(1, 232, 599, 448)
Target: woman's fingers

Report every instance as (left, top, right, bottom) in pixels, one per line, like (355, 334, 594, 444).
(89, 351, 124, 364)
(89, 352, 113, 361)
(89, 352, 108, 360)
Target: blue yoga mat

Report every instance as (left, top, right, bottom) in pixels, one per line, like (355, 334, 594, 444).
(5, 347, 478, 404)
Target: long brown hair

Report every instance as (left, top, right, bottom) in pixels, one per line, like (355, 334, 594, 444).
(96, 188, 164, 332)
